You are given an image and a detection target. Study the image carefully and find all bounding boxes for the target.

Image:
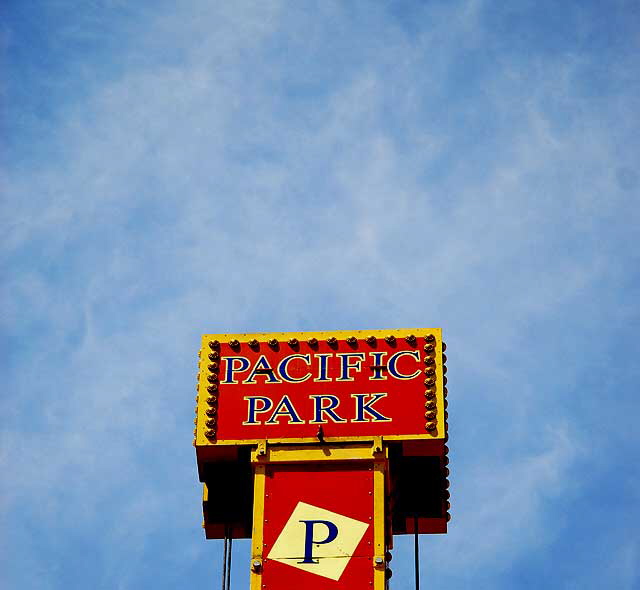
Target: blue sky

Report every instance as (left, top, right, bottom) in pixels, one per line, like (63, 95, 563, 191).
(1, 1, 639, 588)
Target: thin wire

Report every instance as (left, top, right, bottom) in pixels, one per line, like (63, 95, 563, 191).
(221, 526, 228, 590)
(414, 515, 420, 590)
(226, 528, 233, 590)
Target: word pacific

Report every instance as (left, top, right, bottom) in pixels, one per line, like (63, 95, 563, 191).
(221, 350, 421, 385)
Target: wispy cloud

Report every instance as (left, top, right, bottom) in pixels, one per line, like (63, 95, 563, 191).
(2, 1, 639, 589)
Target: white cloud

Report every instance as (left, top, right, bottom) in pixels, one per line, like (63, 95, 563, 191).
(2, 1, 638, 589)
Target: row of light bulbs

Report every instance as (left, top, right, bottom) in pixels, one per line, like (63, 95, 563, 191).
(205, 333, 445, 350)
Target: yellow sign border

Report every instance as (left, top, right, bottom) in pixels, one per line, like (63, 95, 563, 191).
(196, 328, 446, 446)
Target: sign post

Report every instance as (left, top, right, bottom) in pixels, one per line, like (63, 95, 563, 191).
(249, 444, 388, 589)
(194, 330, 450, 588)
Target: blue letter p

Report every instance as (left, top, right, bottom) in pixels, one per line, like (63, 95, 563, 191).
(298, 520, 339, 564)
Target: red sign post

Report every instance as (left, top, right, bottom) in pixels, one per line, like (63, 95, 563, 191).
(251, 445, 387, 589)
(194, 330, 450, 589)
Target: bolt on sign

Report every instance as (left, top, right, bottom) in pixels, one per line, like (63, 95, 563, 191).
(194, 330, 451, 590)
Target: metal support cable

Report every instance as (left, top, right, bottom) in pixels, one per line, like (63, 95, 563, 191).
(221, 528, 228, 590)
(226, 528, 233, 590)
(414, 515, 420, 590)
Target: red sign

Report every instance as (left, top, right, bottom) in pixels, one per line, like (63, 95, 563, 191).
(260, 464, 376, 589)
(196, 329, 445, 445)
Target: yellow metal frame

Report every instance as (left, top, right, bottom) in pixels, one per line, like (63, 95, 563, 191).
(196, 328, 446, 447)
(251, 440, 384, 464)
(250, 463, 267, 590)
(249, 443, 388, 590)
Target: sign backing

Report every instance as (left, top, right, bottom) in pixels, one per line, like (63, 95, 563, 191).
(195, 329, 446, 446)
